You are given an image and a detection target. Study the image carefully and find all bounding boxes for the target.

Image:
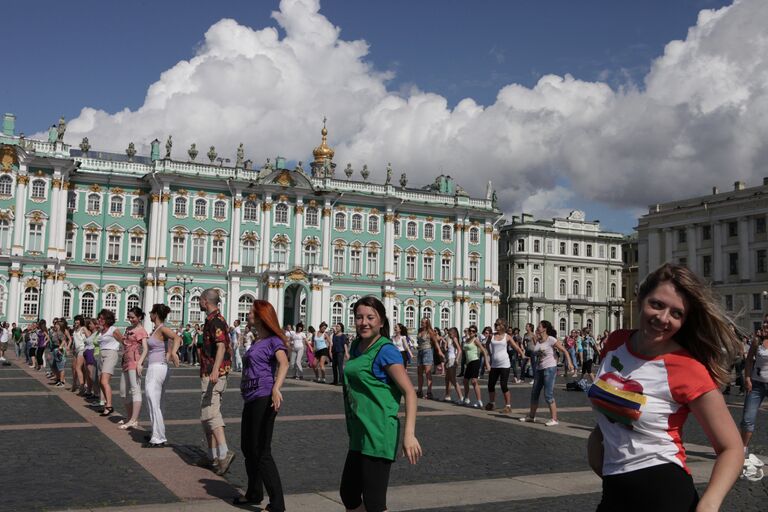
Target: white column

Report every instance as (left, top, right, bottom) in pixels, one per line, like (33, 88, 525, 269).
(594, 310, 600, 333)
(383, 209, 395, 280)
(228, 276, 241, 323)
(739, 217, 750, 280)
(267, 281, 280, 310)
(276, 282, 285, 326)
(647, 229, 661, 273)
(7, 269, 21, 324)
(293, 199, 304, 268)
(713, 222, 723, 282)
(618, 308, 624, 329)
(454, 218, 463, 286)
(453, 298, 462, 331)
(42, 270, 56, 323)
(568, 308, 574, 331)
(664, 228, 673, 264)
(55, 180, 70, 260)
(260, 197, 273, 270)
(11, 171, 28, 256)
(383, 290, 395, 324)
(158, 192, 170, 267)
(155, 276, 167, 306)
(463, 224, 470, 281)
(491, 230, 500, 288)
(483, 296, 493, 326)
(146, 194, 162, 267)
(321, 203, 332, 273)
(310, 283, 323, 327)
(52, 272, 65, 318)
(320, 282, 331, 324)
(46, 177, 61, 259)
(484, 224, 493, 287)
(142, 277, 155, 330)
(686, 225, 697, 273)
(229, 197, 242, 272)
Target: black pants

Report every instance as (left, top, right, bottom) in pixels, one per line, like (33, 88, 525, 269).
(340, 450, 392, 512)
(598, 463, 698, 512)
(332, 352, 345, 384)
(488, 367, 510, 393)
(35, 346, 45, 367)
(241, 396, 284, 511)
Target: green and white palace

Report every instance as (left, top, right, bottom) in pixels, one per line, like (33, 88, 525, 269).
(0, 114, 501, 330)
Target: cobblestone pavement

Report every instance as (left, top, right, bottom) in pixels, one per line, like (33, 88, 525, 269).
(2, 357, 768, 511)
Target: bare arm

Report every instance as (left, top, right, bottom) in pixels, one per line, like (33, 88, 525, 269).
(690, 390, 743, 512)
(507, 335, 524, 357)
(112, 329, 124, 343)
(271, 349, 289, 411)
(474, 338, 490, 370)
(743, 339, 759, 393)
(385, 363, 422, 464)
(136, 338, 149, 376)
(162, 327, 181, 367)
(554, 340, 574, 371)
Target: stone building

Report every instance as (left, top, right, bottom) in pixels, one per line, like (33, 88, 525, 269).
(621, 232, 639, 330)
(499, 210, 625, 335)
(636, 179, 768, 333)
(0, 114, 500, 330)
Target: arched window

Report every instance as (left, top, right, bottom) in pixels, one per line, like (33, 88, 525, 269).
(299, 295, 307, 322)
(238, 295, 254, 324)
(169, 295, 183, 325)
(335, 212, 346, 230)
(87, 193, 101, 213)
(126, 294, 140, 319)
(189, 295, 204, 324)
(80, 291, 95, 318)
(423, 306, 433, 321)
(368, 216, 379, 233)
(441, 307, 451, 328)
(61, 291, 72, 319)
(194, 198, 207, 217)
(610, 282, 617, 298)
(516, 277, 525, 294)
(533, 277, 540, 294)
(23, 287, 39, 317)
(241, 239, 258, 267)
(424, 223, 434, 240)
(351, 214, 363, 231)
(305, 207, 319, 227)
(572, 280, 580, 296)
(110, 196, 123, 215)
(559, 318, 567, 334)
(174, 197, 187, 216)
(348, 302, 356, 330)
(331, 301, 344, 327)
(31, 179, 46, 199)
(213, 200, 226, 219)
(272, 243, 287, 265)
(469, 227, 480, 244)
(0, 175, 13, 195)
(104, 292, 118, 314)
(559, 279, 566, 296)
(586, 280, 593, 298)
(392, 303, 400, 323)
(469, 308, 478, 326)
(303, 243, 318, 266)
(243, 200, 258, 221)
(406, 221, 417, 238)
(442, 224, 452, 242)
(67, 190, 77, 210)
(132, 198, 145, 217)
(405, 305, 416, 330)
(274, 203, 289, 224)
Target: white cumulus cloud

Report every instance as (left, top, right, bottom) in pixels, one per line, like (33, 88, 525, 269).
(50, 0, 768, 221)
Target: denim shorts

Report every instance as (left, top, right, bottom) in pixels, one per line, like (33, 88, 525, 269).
(417, 348, 434, 366)
(531, 366, 557, 404)
(740, 380, 767, 433)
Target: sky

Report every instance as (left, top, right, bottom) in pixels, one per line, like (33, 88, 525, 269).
(4, 0, 762, 235)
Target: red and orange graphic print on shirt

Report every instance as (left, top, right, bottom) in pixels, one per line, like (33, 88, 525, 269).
(200, 310, 233, 378)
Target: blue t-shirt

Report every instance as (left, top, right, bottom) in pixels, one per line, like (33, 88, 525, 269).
(350, 341, 402, 384)
(332, 334, 347, 353)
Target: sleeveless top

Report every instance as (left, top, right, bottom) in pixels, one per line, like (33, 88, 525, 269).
(752, 341, 768, 383)
(99, 326, 119, 351)
(488, 334, 511, 369)
(446, 338, 457, 359)
(392, 335, 406, 352)
(463, 338, 479, 363)
(147, 326, 167, 365)
(416, 334, 432, 352)
(314, 334, 328, 351)
(343, 336, 402, 461)
(73, 328, 87, 352)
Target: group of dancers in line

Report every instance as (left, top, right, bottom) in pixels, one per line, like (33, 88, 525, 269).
(6, 262, 768, 511)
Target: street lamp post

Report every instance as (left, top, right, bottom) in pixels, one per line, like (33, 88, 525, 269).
(413, 287, 427, 329)
(176, 274, 194, 326)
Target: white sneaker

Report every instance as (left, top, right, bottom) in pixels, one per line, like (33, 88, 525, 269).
(545, 419, 559, 427)
(462, 397, 471, 406)
(748, 454, 765, 468)
(518, 416, 534, 423)
(473, 400, 483, 409)
(741, 462, 764, 482)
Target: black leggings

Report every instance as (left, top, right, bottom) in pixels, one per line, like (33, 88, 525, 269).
(598, 463, 698, 512)
(340, 450, 392, 512)
(241, 396, 284, 511)
(35, 347, 45, 367)
(332, 352, 345, 384)
(488, 367, 510, 393)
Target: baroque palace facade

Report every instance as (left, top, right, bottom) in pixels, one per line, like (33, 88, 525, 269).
(0, 114, 500, 330)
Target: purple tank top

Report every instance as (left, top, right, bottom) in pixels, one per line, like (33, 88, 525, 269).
(147, 328, 166, 365)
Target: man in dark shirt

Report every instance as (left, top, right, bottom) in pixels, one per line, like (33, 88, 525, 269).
(198, 288, 235, 475)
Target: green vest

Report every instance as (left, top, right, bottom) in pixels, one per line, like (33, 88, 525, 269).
(343, 336, 402, 461)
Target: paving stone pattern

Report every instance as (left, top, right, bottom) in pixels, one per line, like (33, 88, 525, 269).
(0, 395, 84, 425)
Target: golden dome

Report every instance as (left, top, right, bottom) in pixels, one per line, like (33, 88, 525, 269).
(312, 118, 335, 163)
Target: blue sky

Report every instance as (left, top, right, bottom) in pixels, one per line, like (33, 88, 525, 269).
(2, 0, 741, 234)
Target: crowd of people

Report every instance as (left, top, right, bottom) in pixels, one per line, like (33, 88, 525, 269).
(3, 262, 768, 511)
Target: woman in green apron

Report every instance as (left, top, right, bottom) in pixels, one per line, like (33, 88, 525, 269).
(341, 296, 422, 512)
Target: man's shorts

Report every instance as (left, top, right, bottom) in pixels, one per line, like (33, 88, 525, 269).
(200, 375, 228, 433)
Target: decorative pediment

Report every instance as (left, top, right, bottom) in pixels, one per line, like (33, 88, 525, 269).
(1, 145, 18, 172)
(287, 268, 307, 281)
(264, 168, 315, 190)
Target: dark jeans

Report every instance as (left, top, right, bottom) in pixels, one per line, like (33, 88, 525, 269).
(179, 345, 188, 364)
(598, 463, 697, 511)
(191, 346, 198, 365)
(241, 396, 284, 511)
(332, 352, 345, 384)
(508, 350, 520, 380)
(35, 346, 45, 367)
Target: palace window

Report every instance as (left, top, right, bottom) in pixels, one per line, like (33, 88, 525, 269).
(560, 318, 567, 334)
(423, 255, 434, 281)
(243, 201, 258, 221)
(729, 253, 739, 275)
(174, 197, 187, 216)
(441, 256, 451, 281)
(171, 234, 186, 263)
(335, 212, 346, 230)
(169, 295, 183, 325)
(84, 232, 99, 260)
(305, 207, 319, 227)
(534, 240, 540, 253)
(272, 243, 287, 265)
(442, 225, 452, 242)
(87, 193, 101, 213)
(67, 190, 77, 210)
(440, 307, 451, 329)
(424, 223, 434, 240)
(129, 234, 144, 263)
(573, 243, 579, 256)
(586, 280, 593, 297)
(533, 277, 540, 294)
(31, 179, 46, 199)
(110, 196, 123, 215)
(517, 239, 525, 252)
(238, 295, 254, 324)
(366, 250, 379, 275)
(702, 254, 712, 276)
(333, 247, 345, 273)
(469, 259, 479, 284)
(610, 246, 617, 259)
(331, 302, 344, 327)
(610, 282, 617, 298)
(27, 221, 43, 252)
(0, 175, 12, 195)
(192, 237, 206, 265)
(468, 308, 478, 326)
(130, 197, 144, 217)
(469, 227, 480, 244)
(104, 292, 118, 315)
(516, 277, 525, 294)
(62, 291, 72, 319)
(406, 254, 416, 279)
(194, 198, 207, 217)
(757, 249, 767, 274)
(405, 305, 416, 330)
(350, 248, 362, 274)
(23, 287, 39, 317)
(80, 292, 95, 318)
(107, 233, 121, 262)
(351, 214, 363, 231)
(368, 216, 379, 233)
(394, 253, 400, 279)
(406, 221, 417, 238)
(274, 203, 289, 224)
(304, 244, 318, 267)
(559, 242, 566, 255)
(572, 280, 580, 296)
(211, 237, 225, 266)
(394, 220, 401, 237)
(586, 244, 593, 257)
(0, 219, 8, 254)
(126, 294, 140, 319)
(213, 200, 226, 219)
(559, 279, 566, 296)
(241, 239, 258, 268)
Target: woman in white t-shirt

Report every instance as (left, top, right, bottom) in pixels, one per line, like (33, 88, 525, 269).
(587, 264, 742, 511)
(392, 323, 413, 367)
(97, 309, 124, 417)
(519, 321, 572, 426)
(740, 323, 768, 476)
(289, 322, 308, 380)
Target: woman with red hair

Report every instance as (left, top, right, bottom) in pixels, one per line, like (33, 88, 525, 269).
(233, 300, 289, 511)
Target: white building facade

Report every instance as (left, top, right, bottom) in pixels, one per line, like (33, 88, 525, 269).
(499, 211, 625, 335)
(637, 179, 768, 333)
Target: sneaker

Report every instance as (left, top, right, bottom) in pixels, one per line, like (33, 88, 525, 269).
(462, 397, 471, 406)
(443, 396, 453, 402)
(215, 450, 236, 476)
(55, 382, 65, 388)
(416, 390, 423, 399)
(748, 454, 765, 468)
(545, 419, 559, 427)
(195, 455, 218, 469)
(741, 462, 764, 482)
(502, 405, 512, 414)
(518, 416, 534, 423)
(484, 402, 494, 411)
(473, 400, 483, 409)
(529, 380, 535, 385)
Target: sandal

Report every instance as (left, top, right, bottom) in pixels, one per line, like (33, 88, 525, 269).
(502, 405, 512, 414)
(100, 406, 114, 417)
(119, 420, 138, 430)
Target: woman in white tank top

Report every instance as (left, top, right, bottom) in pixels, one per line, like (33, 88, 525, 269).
(485, 319, 524, 413)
